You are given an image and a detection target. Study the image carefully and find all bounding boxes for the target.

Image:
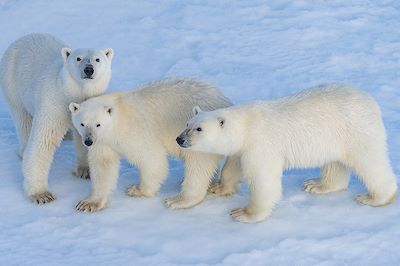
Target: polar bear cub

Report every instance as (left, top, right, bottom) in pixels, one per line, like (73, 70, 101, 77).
(0, 33, 114, 204)
(177, 84, 397, 223)
(69, 78, 232, 212)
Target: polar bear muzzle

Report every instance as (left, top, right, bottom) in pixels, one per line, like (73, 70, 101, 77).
(84, 133, 94, 147)
(176, 130, 191, 148)
(84, 138, 93, 147)
(83, 64, 94, 79)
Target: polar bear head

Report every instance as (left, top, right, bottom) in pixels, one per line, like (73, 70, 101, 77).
(176, 106, 238, 155)
(61, 47, 113, 86)
(69, 98, 115, 147)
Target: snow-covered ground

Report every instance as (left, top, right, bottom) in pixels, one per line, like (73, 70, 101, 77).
(1, 0, 400, 265)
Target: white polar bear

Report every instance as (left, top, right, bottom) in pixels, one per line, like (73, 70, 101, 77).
(69, 78, 232, 212)
(0, 33, 114, 204)
(177, 84, 398, 223)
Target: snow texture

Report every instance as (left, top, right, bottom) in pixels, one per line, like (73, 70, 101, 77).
(0, 0, 399, 265)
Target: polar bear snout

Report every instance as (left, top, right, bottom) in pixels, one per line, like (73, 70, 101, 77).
(176, 136, 185, 146)
(176, 132, 190, 148)
(84, 138, 93, 147)
(84, 134, 94, 147)
(83, 64, 94, 79)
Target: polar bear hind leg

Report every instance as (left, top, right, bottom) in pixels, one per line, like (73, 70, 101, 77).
(1, 81, 32, 158)
(304, 161, 350, 194)
(13, 107, 32, 159)
(125, 145, 169, 198)
(230, 153, 283, 223)
(208, 155, 241, 196)
(350, 148, 397, 207)
(230, 168, 282, 223)
(126, 153, 168, 198)
(165, 152, 221, 209)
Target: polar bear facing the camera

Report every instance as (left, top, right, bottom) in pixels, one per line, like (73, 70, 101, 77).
(177, 84, 397, 223)
(0, 33, 113, 204)
(69, 78, 232, 212)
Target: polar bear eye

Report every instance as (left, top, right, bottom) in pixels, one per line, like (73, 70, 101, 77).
(80, 123, 84, 127)
(96, 58, 100, 62)
(77, 57, 82, 62)
(96, 124, 101, 127)
(196, 127, 202, 132)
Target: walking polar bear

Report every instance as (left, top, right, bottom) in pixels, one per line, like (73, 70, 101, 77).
(69, 78, 232, 212)
(0, 33, 114, 204)
(177, 84, 397, 223)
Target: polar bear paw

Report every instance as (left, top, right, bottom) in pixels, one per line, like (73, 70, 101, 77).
(164, 194, 203, 209)
(208, 182, 236, 197)
(355, 194, 376, 206)
(30, 191, 56, 204)
(355, 193, 396, 207)
(76, 199, 104, 212)
(73, 166, 90, 179)
(303, 178, 346, 194)
(230, 207, 270, 223)
(126, 185, 154, 197)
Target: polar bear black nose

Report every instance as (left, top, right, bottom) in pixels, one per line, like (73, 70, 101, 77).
(84, 65, 94, 77)
(176, 136, 185, 146)
(84, 139, 93, 146)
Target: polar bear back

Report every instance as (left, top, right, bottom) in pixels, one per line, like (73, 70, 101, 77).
(0, 33, 66, 114)
(93, 78, 232, 156)
(223, 84, 386, 169)
(129, 78, 231, 111)
(123, 78, 231, 121)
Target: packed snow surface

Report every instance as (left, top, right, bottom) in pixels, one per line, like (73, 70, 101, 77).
(0, 1, 399, 265)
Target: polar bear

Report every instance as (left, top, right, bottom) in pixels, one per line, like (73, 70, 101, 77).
(0, 33, 114, 204)
(69, 78, 232, 212)
(177, 84, 398, 223)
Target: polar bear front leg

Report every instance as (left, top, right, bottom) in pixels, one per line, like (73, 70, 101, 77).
(72, 128, 90, 179)
(231, 155, 283, 223)
(209, 155, 241, 197)
(76, 144, 120, 212)
(22, 115, 68, 204)
(165, 153, 221, 209)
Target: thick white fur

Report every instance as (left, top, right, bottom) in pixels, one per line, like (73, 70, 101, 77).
(0, 33, 113, 204)
(181, 84, 397, 223)
(70, 78, 232, 212)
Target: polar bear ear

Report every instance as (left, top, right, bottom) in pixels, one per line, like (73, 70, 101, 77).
(69, 102, 80, 113)
(105, 106, 112, 115)
(103, 48, 114, 60)
(61, 48, 72, 63)
(192, 106, 203, 116)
